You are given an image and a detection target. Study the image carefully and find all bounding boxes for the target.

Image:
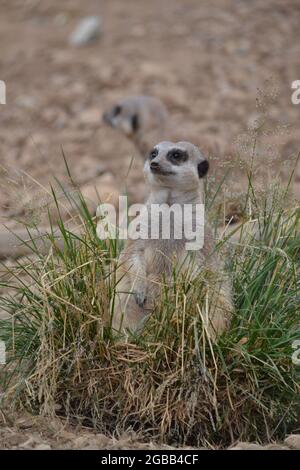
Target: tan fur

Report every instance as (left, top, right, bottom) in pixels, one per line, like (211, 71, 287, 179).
(112, 141, 233, 340)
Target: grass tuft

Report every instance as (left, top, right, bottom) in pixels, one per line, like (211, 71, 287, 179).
(0, 169, 299, 447)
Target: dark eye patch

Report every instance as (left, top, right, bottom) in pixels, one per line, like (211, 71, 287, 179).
(113, 105, 122, 116)
(148, 148, 158, 160)
(131, 113, 139, 132)
(166, 149, 188, 165)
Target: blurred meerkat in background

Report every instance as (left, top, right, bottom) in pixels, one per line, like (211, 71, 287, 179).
(103, 95, 169, 157)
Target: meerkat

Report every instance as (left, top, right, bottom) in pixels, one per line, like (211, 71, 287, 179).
(103, 95, 169, 157)
(112, 141, 233, 340)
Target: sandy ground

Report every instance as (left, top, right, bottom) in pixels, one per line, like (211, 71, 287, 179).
(0, 412, 299, 450)
(0, 0, 300, 449)
(0, 0, 300, 221)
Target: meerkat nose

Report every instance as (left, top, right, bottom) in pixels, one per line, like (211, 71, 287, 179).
(150, 161, 160, 171)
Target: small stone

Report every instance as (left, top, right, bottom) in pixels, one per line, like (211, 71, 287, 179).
(284, 434, 300, 450)
(69, 17, 102, 47)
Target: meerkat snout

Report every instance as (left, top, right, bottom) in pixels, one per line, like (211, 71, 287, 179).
(150, 161, 160, 171)
(144, 141, 209, 190)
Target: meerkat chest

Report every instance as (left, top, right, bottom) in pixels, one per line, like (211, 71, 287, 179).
(143, 239, 187, 277)
(139, 205, 201, 273)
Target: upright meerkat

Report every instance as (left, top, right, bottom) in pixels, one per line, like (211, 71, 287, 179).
(103, 95, 169, 157)
(112, 141, 233, 340)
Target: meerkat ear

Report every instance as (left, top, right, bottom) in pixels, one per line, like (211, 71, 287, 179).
(131, 113, 140, 132)
(197, 159, 209, 178)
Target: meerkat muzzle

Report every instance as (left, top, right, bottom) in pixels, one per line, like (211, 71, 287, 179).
(150, 161, 175, 176)
(150, 161, 160, 171)
(150, 161, 165, 174)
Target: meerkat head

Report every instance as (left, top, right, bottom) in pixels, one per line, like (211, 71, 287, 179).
(103, 96, 168, 154)
(144, 141, 209, 191)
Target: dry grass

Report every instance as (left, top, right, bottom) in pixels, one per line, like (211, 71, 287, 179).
(0, 166, 299, 447)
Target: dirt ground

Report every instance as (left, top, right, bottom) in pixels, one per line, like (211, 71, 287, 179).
(0, 412, 299, 450)
(1, 0, 300, 221)
(0, 0, 300, 450)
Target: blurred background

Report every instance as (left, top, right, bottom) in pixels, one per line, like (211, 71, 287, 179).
(0, 0, 300, 223)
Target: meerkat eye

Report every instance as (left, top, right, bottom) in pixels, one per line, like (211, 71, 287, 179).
(149, 148, 158, 160)
(113, 105, 122, 116)
(171, 152, 181, 159)
(167, 149, 188, 164)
